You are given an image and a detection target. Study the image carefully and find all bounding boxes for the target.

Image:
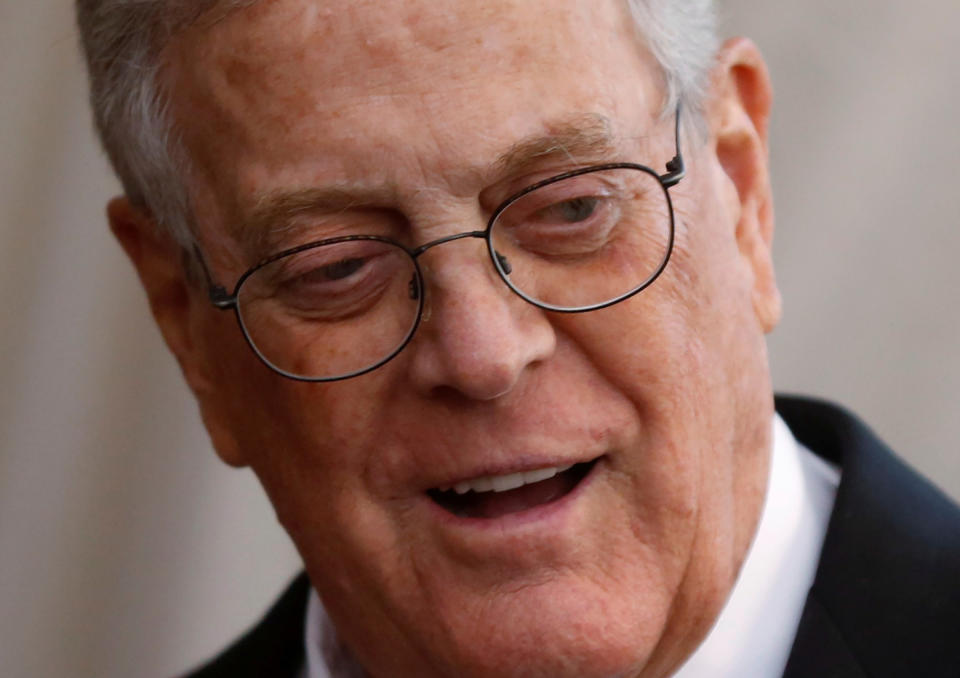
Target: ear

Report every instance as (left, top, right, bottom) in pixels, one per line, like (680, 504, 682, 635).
(108, 197, 248, 466)
(707, 37, 781, 333)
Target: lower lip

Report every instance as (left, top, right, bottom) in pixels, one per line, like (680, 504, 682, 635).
(422, 457, 604, 533)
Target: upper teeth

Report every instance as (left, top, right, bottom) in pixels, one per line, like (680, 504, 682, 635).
(440, 464, 574, 495)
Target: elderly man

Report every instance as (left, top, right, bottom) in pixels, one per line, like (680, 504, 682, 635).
(76, 1, 959, 676)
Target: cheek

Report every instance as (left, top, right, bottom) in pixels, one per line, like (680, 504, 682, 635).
(194, 307, 383, 498)
(548, 303, 713, 536)
(671, 157, 757, 316)
(214, 372, 418, 601)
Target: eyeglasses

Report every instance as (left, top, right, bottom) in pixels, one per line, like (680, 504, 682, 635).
(197, 109, 686, 382)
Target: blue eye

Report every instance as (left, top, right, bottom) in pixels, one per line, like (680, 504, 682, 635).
(309, 257, 366, 282)
(540, 197, 600, 223)
(242, 240, 415, 323)
(280, 254, 377, 298)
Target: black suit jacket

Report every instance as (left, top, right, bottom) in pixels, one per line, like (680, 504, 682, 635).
(184, 396, 960, 677)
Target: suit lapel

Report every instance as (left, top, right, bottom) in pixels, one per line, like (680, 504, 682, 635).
(782, 596, 867, 678)
(777, 396, 960, 678)
(183, 572, 310, 678)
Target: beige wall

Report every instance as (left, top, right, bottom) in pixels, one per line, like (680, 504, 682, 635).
(1, 2, 957, 676)
(732, 0, 960, 497)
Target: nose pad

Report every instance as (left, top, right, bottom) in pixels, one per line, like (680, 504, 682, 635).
(408, 273, 421, 300)
(494, 250, 512, 275)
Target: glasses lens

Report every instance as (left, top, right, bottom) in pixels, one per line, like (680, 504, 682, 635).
(489, 166, 672, 310)
(236, 239, 420, 380)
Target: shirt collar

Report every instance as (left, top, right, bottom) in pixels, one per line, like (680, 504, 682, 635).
(674, 413, 839, 677)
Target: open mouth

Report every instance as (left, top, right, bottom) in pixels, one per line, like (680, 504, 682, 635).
(427, 459, 599, 519)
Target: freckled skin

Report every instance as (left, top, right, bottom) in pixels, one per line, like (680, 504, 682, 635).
(116, 1, 781, 676)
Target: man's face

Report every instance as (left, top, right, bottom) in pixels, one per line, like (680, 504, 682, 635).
(148, 1, 778, 676)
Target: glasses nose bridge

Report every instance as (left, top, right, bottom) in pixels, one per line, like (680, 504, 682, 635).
(409, 228, 514, 318)
(412, 230, 487, 259)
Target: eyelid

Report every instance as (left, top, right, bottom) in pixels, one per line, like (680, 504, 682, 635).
(492, 172, 620, 216)
(479, 167, 581, 213)
(261, 240, 379, 285)
(481, 153, 634, 209)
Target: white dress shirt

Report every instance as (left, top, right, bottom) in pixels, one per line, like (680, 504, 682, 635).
(302, 414, 840, 678)
(674, 414, 840, 677)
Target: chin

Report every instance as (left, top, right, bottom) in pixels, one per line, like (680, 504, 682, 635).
(409, 576, 669, 678)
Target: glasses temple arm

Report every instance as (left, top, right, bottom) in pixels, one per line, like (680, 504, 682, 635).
(660, 102, 686, 188)
(192, 244, 236, 309)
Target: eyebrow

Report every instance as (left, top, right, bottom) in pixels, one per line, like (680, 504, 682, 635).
(492, 113, 622, 177)
(234, 185, 398, 257)
(234, 114, 629, 257)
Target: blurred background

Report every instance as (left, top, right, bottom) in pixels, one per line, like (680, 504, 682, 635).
(1, 1, 957, 676)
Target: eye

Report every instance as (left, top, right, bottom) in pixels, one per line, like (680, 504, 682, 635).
(490, 175, 630, 258)
(508, 191, 614, 235)
(537, 197, 600, 224)
(277, 251, 382, 299)
(298, 256, 366, 283)
(241, 239, 410, 322)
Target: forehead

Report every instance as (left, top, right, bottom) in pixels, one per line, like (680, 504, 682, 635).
(165, 0, 663, 244)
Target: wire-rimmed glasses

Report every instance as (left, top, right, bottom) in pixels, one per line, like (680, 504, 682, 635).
(198, 111, 686, 382)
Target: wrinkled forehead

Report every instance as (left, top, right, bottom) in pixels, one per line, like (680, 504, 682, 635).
(163, 0, 665, 245)
(168, 0, 654, 87)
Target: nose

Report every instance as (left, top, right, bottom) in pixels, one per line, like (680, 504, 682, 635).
(405, 242, 556, 400)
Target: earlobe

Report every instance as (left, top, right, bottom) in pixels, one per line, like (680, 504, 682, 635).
(708, 38, 782, 333)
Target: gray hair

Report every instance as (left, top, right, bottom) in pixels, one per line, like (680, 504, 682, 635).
(76, 0, 718, 248)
